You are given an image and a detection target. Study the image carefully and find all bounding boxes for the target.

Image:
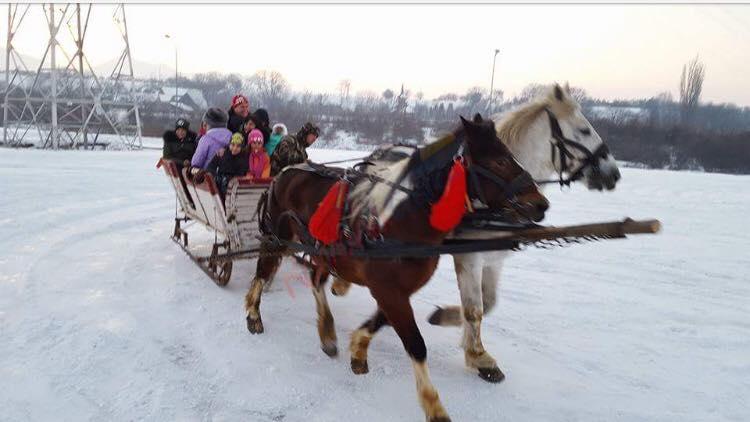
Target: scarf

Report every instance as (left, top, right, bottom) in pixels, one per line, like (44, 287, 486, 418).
(248, 150, 269, 179)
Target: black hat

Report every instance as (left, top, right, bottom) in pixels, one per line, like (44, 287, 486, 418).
(175, 118, 190, 130)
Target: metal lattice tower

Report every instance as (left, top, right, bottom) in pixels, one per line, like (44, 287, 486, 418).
(2, 3, 142, 149)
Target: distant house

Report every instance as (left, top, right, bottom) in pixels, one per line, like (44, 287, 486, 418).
(158, 86, 207, 113)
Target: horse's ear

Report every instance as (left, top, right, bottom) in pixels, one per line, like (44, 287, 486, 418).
(554, 84, 564, 102)
(473, 113, 483, 123)
(460, 115, 471, 128)
(564, 82, 571, 94)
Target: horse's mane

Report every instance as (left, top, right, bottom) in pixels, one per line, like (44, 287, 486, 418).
(349, 132, 458, 224)
(497, 85, 578, 149)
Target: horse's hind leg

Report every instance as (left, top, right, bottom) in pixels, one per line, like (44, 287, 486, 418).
(245, 254, 282, 334)
(310, 267, 338, 357)
(376, 293, 450, 422)
(349, 309, 388, 374)
(426, 254, 473, 327)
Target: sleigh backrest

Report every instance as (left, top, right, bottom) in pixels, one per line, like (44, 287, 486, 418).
(225, 177, 272, 253)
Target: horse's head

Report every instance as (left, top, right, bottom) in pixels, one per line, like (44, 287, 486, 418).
(545, 83, 620, 190)
(461, 113, 549, 222)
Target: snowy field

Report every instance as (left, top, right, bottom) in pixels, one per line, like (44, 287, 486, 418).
(0, 147, 748, 422)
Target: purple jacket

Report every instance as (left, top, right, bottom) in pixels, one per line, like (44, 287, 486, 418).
(191, 128, 232, 169)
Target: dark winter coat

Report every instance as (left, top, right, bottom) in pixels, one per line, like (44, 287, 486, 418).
(227, 108, 249, 135)
(270, 134, 308, 176)
(252, 108, 272, 145)
(206, 147, 249, 179)
(162, 129, 198, 162)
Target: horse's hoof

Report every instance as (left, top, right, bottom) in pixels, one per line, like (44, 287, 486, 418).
(351, 358, 369, 375)
(428, 417, 451, 422)
(321, 342, 338, 358)
(477, 366, 505, 383)
(427, 307, 444, 325)
(246, 316, 264, 334)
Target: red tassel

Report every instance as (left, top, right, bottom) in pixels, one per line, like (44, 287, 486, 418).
(309, 181, 349, 245)
(429, 160, 468, 232)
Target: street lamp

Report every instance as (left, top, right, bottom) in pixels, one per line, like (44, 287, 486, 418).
(164, 34, 178, 117)
(489, 49, 500, 116)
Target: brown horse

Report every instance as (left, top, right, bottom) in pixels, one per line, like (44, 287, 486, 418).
(245, 114, 548, 422)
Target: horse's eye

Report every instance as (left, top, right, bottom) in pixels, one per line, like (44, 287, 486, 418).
(579, 128, 591, 136)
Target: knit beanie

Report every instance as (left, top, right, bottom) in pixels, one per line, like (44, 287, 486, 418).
(248, 129, 264, 144)
(203, 107, 228, 129)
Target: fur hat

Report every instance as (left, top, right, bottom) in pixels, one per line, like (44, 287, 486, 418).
(203, 107, 228, 128)
(297, 122, 320, 139)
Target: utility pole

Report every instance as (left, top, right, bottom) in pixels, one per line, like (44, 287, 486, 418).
(489, 49, 500, 116)
(49, 4, 59, 149)
(165, 34, 178, 118)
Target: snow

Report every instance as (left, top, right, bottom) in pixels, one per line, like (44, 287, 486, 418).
(0, 147, 748, 422)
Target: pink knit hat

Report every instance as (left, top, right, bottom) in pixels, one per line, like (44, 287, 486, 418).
(247, 129, 264, 144)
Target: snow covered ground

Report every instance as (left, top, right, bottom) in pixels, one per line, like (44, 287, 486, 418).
(0, 147, 748, 422)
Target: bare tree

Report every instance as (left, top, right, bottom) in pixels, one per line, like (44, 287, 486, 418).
(246, 70, 290, 109)
(679, 55, 706, 123)
(338, 79, 351, 108)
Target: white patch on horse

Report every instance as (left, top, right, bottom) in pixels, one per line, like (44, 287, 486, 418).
(350, 154, 413, 225)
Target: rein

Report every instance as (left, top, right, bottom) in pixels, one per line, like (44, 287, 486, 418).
(535, 108, 610, 186)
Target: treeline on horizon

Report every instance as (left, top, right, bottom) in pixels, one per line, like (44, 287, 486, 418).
(141, 69, 750, 175)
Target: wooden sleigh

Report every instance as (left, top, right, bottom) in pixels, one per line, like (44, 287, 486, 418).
(159, 159, 271, 285)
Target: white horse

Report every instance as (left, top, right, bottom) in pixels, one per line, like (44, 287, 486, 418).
(426, 83, 621, 382)
(332, 83, 621, 383)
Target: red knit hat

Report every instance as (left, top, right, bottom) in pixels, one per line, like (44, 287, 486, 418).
(231, 94, 248, 109)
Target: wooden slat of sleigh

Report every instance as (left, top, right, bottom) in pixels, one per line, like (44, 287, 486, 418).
(226, 180, 268, 250)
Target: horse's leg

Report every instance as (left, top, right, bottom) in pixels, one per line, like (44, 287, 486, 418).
(376, 294, 450, 422)
(449, 255, 503, 383)
(245, 254, 282, 334)
(330, 277, 352, 296)
(426, 254, 474, 327)
(310, 267, 338, 357)
(349, 309, 388, 374)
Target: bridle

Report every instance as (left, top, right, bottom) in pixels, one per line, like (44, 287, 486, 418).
(424, 131, 539, 220)
(536, 108, 611, 186)
(462, 147, 535, 212)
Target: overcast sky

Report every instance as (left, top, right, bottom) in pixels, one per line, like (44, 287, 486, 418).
(4, 3, 750, 106)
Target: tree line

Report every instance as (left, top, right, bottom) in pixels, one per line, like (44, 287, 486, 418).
(139, 58, 749, 174)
